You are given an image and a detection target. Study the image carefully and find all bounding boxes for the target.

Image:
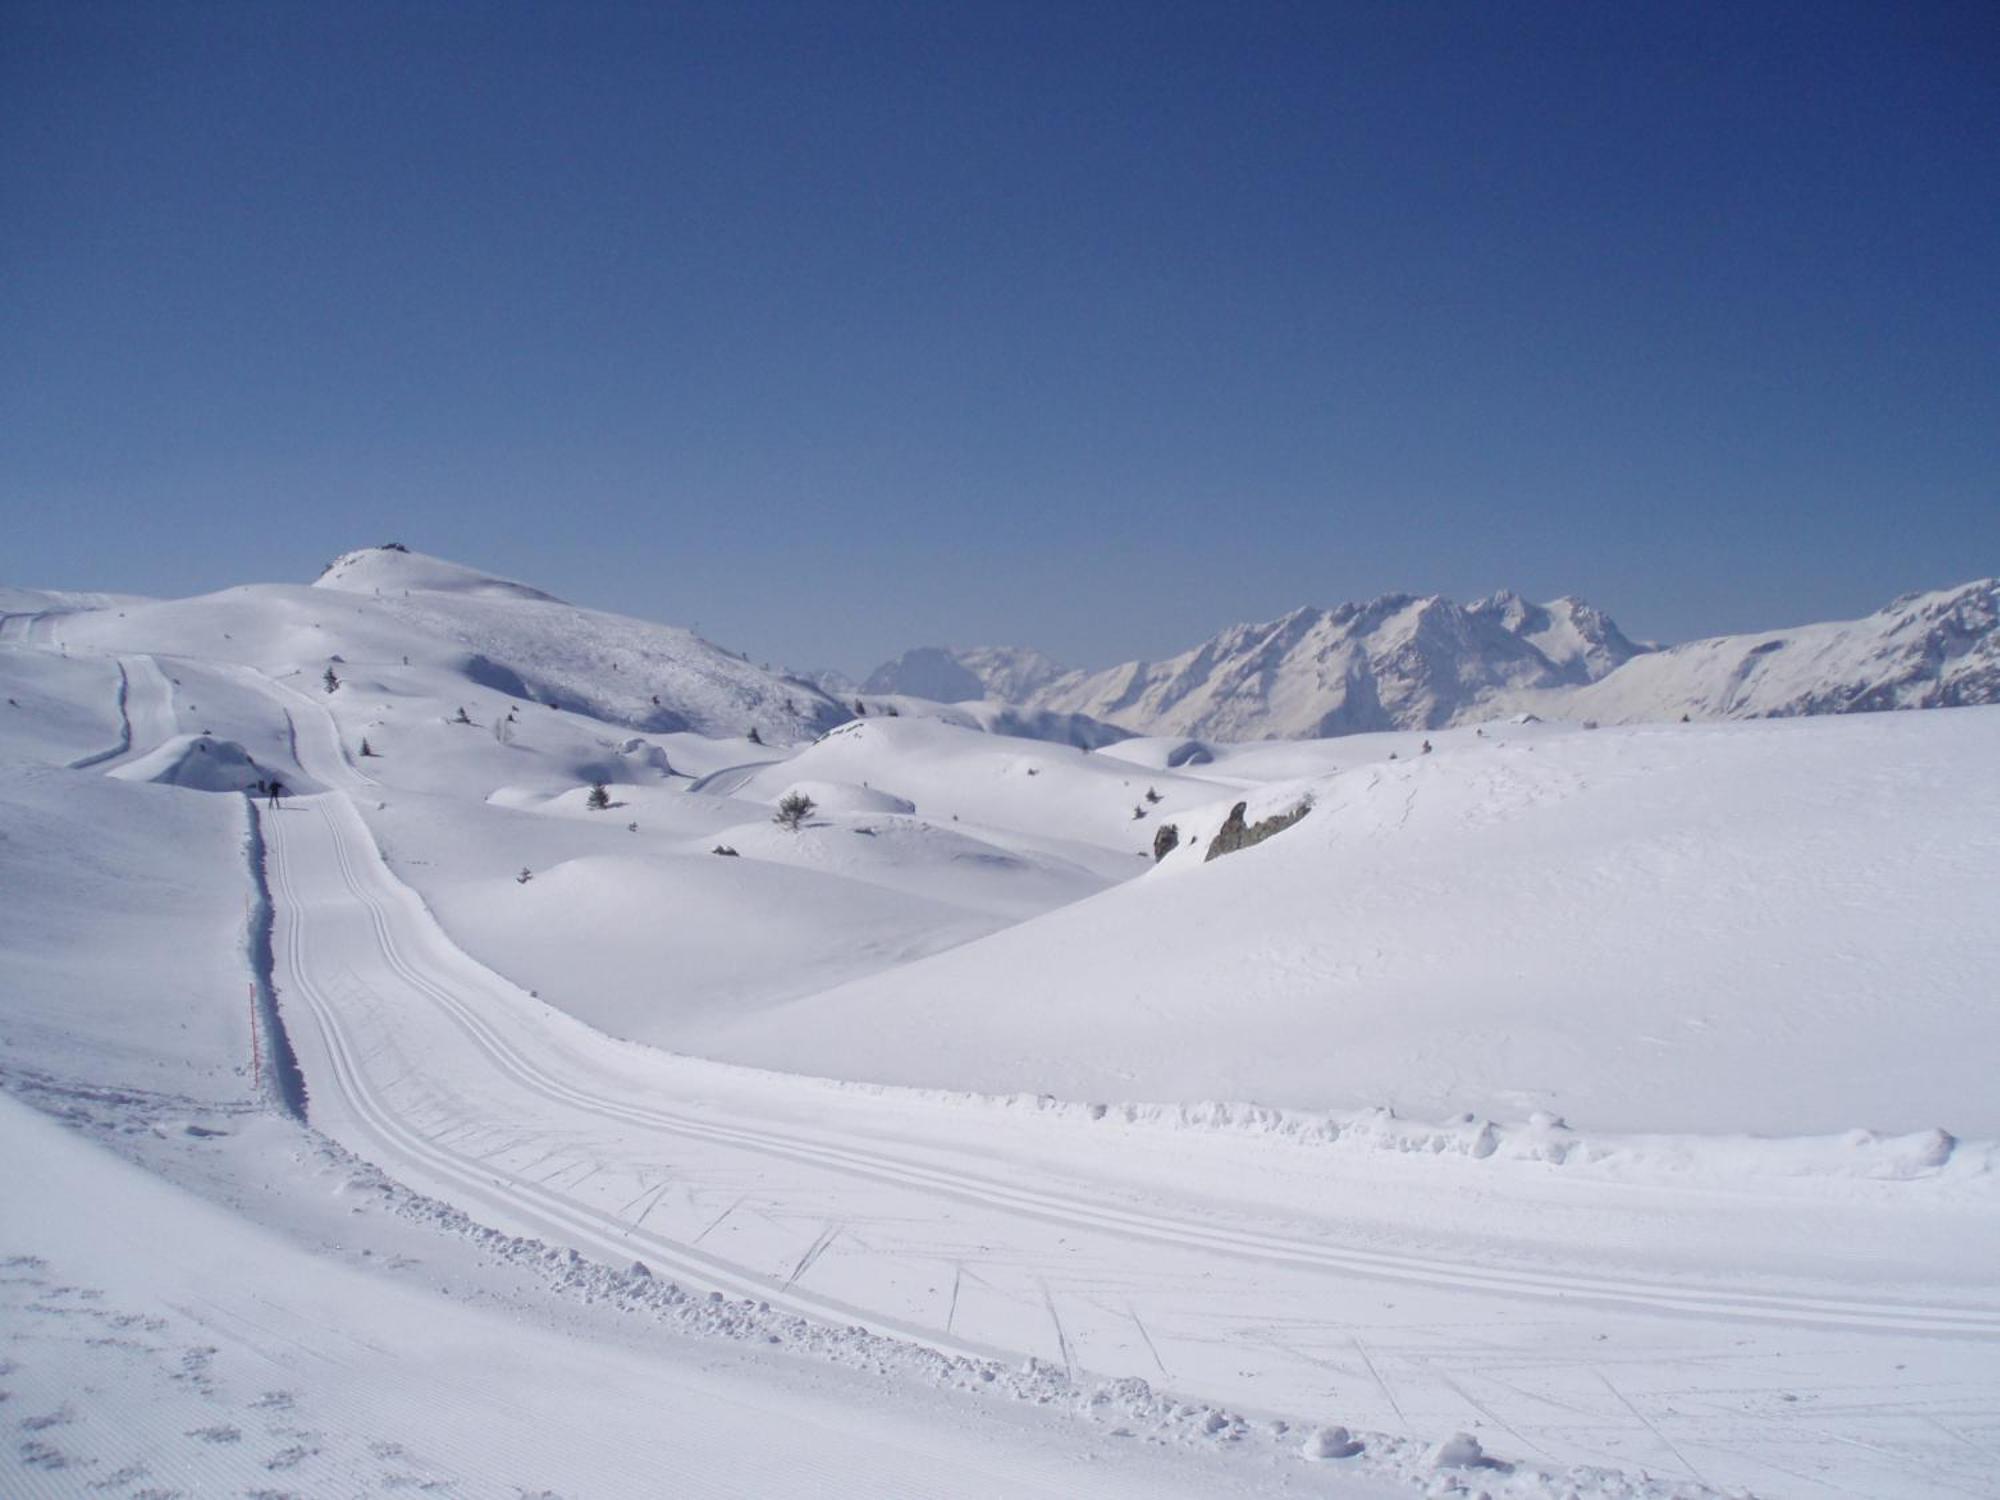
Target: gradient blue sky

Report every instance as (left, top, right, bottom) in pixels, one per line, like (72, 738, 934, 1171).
(4, 1, 1994, 673)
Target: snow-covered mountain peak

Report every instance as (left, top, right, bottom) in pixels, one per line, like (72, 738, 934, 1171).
(314, 544, 564, 604)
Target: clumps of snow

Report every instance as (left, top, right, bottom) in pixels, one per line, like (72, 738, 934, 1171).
(706, 1068, 1991, 1187)
(108, 734, 282, 794)
(1433, 1431, 1509, 1470)
(1302, 1424, 1363, 1459)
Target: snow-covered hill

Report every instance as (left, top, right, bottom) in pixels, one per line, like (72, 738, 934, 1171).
(1535, 578, 2000, 724)
(865, 581, 1998, 741)
(700, 707, 2000, 1139)
(864, 592, 1649, 739)
(7, 546, 2000, 1499)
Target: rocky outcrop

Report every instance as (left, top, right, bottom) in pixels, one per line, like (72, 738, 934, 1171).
(1204, 798, 1312, 863)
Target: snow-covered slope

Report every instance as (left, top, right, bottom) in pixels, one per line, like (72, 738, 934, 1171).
(877, 581, 1999, 741)
(8, 554, 2000, 1499)
(870, 592, 1648, 740)
(32, 544, 849, 743)
(1534, 578, 2000, 724)
(699, 708, 2000, 1139)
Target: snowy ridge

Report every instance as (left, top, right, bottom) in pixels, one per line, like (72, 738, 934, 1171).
(1545, 577, 2000, 724)
(870, 590, 1649, 738)
(871, 579, 2000, 740)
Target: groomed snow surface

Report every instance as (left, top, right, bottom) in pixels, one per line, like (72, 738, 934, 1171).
(4, 547, 1998, 1499)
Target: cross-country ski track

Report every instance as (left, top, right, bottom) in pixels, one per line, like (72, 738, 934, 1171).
(234, 673, 2000, 1500)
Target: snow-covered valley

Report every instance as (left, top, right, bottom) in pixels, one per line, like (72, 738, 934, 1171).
(3, 548, 1997, 1499)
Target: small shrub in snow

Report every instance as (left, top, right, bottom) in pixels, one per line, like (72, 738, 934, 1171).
(586, 781, 611, 811)
(1145, 786, 1162, 803)
(1131, 805, 1146, 820)
(774, 792, 815, 832)
(711, 844, 739, 857)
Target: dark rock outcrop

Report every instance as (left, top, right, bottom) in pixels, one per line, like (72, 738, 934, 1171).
(1204, 798, 1312, 862)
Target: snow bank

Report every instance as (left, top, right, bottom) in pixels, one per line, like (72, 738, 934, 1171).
(109, 733, 279, 793)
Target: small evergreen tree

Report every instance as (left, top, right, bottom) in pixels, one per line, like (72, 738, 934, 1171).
(1144, 786, 1162, 803)
(1132, 804, 1147, 820)
(586, 781, 611, 811)
(360, 737, 376, 757)
(747, 726, 763, 745)
(774, 791, 815, 831)
(323, 666, 340, 693)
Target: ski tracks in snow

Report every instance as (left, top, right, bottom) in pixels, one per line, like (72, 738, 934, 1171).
(248, 677, 2000, 1500)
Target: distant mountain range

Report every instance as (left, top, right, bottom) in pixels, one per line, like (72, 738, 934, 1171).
(861, 580, 2000, 741)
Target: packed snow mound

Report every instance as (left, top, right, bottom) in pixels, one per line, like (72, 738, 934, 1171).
(699, 708, 2000, 1137)
(109, 733, 277, 793)
(314, 545, 564, 603)
(775, 779, 916, 816)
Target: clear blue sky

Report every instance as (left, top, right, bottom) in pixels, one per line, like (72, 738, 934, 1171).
(3, 1, 1994, 674)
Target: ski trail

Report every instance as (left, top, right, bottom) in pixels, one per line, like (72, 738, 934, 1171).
(1353, 1337, 1408, 1429)
(1126, 1301, 1169, 1378)
(1042, 1282, 1074, 1377)
(692, 1196, 744, 1247)
(65, 659, 131, 769)
(1594, 1366, 1711, 1488)
(783, 1224, 840, 1291)
(266, 771, 2000, 1341)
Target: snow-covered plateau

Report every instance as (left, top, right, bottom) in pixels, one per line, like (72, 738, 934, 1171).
(2, 545, 1996, 1499)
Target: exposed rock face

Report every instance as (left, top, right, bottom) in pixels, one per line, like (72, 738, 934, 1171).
(1204, 798, 1312, 863)
(1152, 823, 1180, 862)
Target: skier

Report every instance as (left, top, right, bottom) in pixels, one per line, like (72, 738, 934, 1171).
(267, 777, 286, 810)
